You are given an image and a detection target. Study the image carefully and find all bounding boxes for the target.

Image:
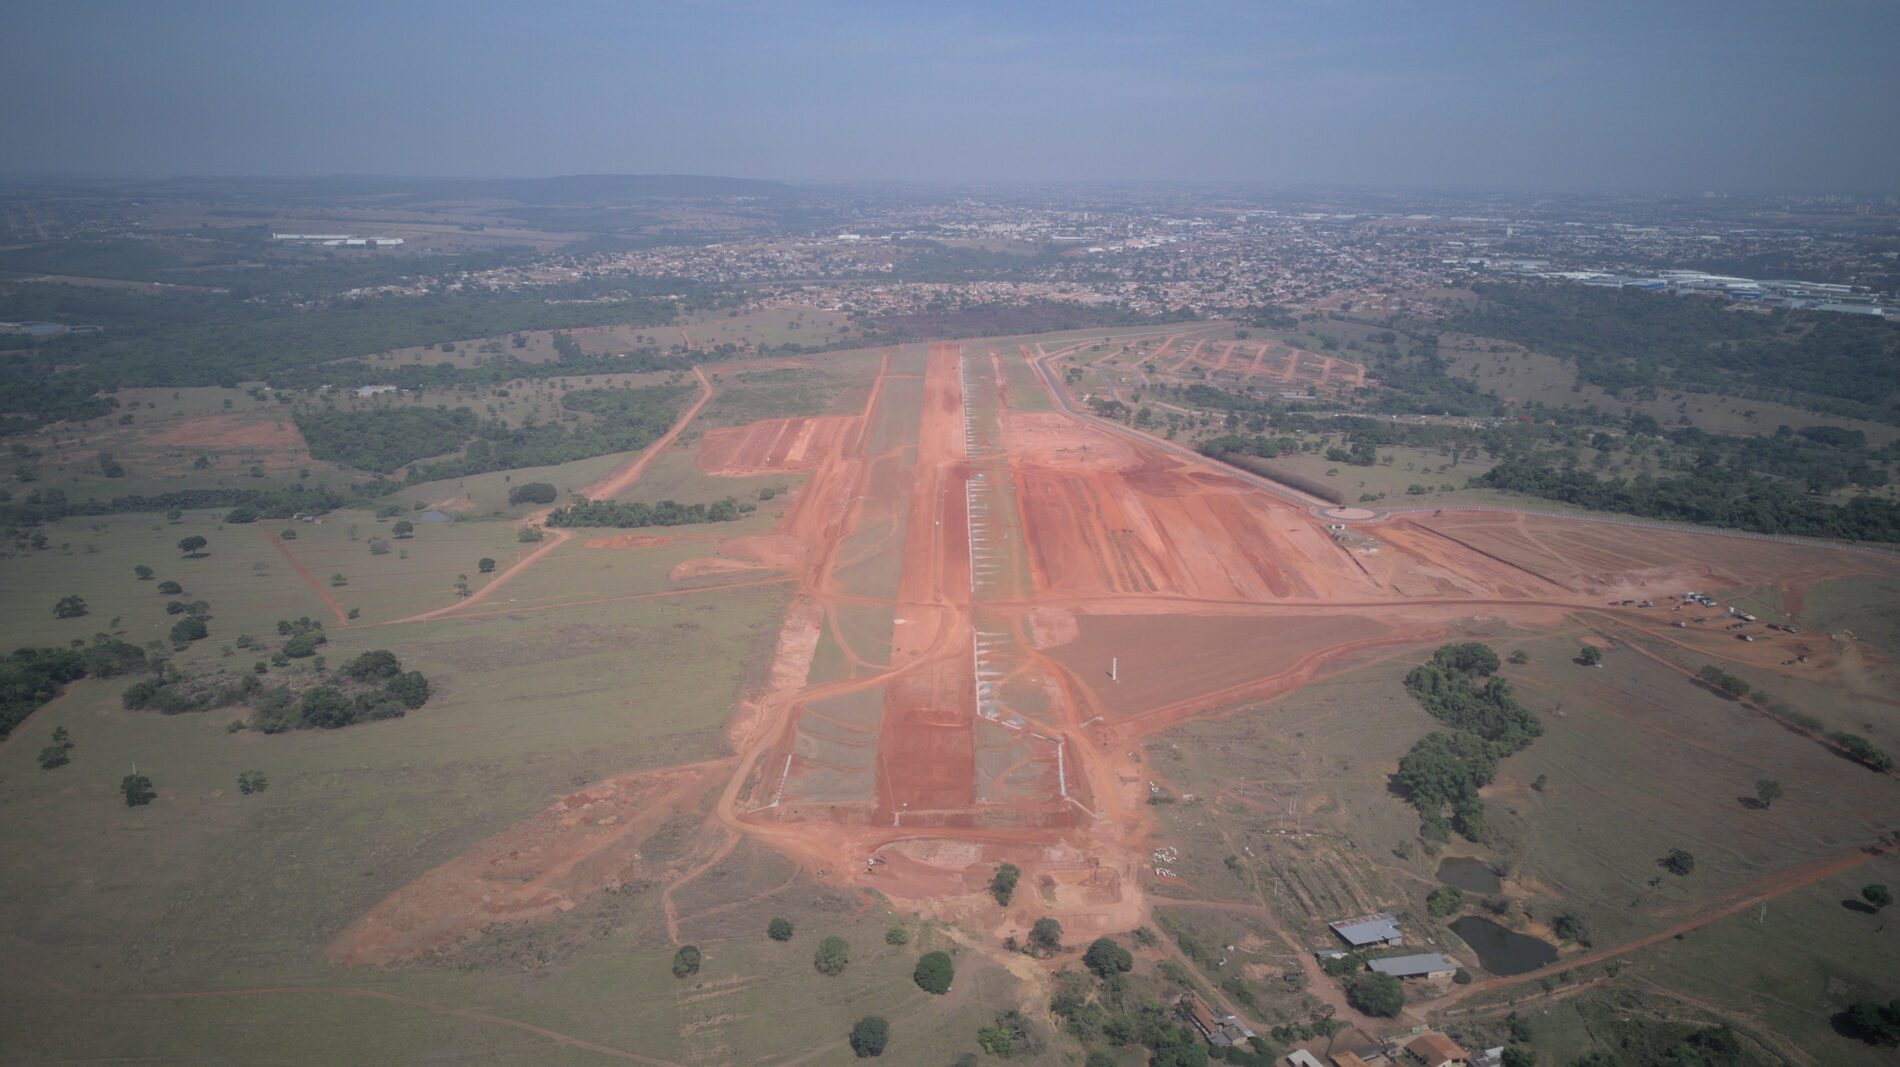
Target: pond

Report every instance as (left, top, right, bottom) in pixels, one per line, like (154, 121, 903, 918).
(1436, 857, 1501, 894)
(1451, 916, 1557, 976)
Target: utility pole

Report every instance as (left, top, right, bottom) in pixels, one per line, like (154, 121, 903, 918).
(1111, 657, 1118, 683)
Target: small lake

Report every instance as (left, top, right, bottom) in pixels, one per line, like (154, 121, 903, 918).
(1451, 916, 1557, 976)
(1436, 857, 1501, 894)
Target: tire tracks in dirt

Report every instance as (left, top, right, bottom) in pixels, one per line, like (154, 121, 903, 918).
(391, 367, 714, 626)
(259, 526, 349, 626)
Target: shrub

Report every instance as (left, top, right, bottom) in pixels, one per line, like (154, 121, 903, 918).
(1028, 917, 1062, 952)
(157, 580, 183, 595)
(1345, 972, 1405, 1017)
(1427, 885, 1464, 918)
(169, 618, 208, 644)
(671, 944, 701, 978)
(134, 565, 154, 580)
(343, 650, 402, 682)
(121, 773, 155, 807)
(989, 863, 1020, 906)
(814, 935, 849, 975)
(849, 1015, 889, 1058)
(283, 631, 323, 657)
(508, 482, 558, 505)
(884, 925, 908, 945)
(478, 557, 496, 574)
(914, 950, 954, 994)
(385, 670, 430, 709)
(768, 917, 793, 941)
(237, 770, 268, 795)
(1662, 848, 1696, 876)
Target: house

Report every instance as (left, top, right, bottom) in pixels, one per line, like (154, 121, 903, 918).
(1471, 1049, 1506, 1067)
(1368, 953, 1458, 981)
(1286, 1052, 1326, 1067)
(1404, 1032, 1471, 1067)
(1179, 992, 1255, 1047)
(1328, 912, 1403, 949)
(1330, 1051, 1377, 1067)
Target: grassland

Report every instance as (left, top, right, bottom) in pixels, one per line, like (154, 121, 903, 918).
(1139, 605, 1900, 1063)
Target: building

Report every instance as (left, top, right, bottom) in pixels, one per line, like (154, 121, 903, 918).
(1179, 992, 1255, 1047)
(1368, 953, 1458, 980)
(1328, 912, 1403, 949)
(1403, 1032, 1470, 1067)
(1286, 1052, 1326, 1067)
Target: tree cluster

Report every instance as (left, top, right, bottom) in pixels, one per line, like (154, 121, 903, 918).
(546, 495, 747, 529)
(1394, 643, 1541, 842)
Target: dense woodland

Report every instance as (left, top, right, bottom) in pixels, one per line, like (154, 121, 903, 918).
(1445, 283, 1900, 422)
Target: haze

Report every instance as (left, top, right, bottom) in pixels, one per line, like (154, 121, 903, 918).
(7, 0, 1899, 192)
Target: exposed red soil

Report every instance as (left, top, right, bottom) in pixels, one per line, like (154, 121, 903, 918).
(329, 762, 726, 966)
(696, 416, 855, 476)
(342, 328, 1900, 1020)
(584, 534, 671, 550)
(149, 414, 306, 453)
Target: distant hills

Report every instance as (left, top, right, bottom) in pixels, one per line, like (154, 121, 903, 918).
(0, 173, 790, 205)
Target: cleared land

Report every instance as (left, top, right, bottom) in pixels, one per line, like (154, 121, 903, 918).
(4, 323, 1898, 1063)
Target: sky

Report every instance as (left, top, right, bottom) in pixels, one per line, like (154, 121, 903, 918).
(6, 0, 1898, 193)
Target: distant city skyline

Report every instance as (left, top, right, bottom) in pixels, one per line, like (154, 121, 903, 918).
(6, 0, 1898, 193)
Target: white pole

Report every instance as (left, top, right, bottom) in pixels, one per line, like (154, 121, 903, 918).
(1111, 657, 1118, 682)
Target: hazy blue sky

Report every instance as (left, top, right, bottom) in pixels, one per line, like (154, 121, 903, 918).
(7, 0, 1897, 191)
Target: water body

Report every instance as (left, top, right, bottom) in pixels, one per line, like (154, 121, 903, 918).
(1451, 916, 1557, 976)
(1436, 857, 1502, 894)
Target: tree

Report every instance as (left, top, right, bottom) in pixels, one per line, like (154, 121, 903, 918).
(1083, 937, 1132, 978)
(1345, 972, 1405, 1017)
(177, 536, 207, 558)
(1662, 848, 1696, 876)
(386, 670, 431, 708)
(989, 863, 1020, 906)
(1028, 917, 1063, 953)
(914, 950, 954, 994)
(1843, 998, 1900, 1045)
(134, 565, 154, 581)
(343, 650, 402, 682)
(885, 925, 909, 945)
(1755, 779, 1783, 809)
(1550, 911, 1596, 941)
(157, 580, 183, 595)
(169, 618, 208, 644)
(814, 935, 849, 975)
(330, 573, 348, 587)
(1427, 885, 1464, 918)
(849, 1016, 889, 1058)
(38, 726, 73, 770)
(121, 772, 155, 807)
(53, 595, 88, 619)
(283, 631, 323, 657)
(391, 520, 414, 539)
(671, 944, 701, 978)
(238, 770, 268, 795)
(1577, 645, 1602, 667)
(1863, 884, 1893, 912)
(509, 481, 558, 505)
(768, 917, 794, 941)
(478, 557, 496, 574)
